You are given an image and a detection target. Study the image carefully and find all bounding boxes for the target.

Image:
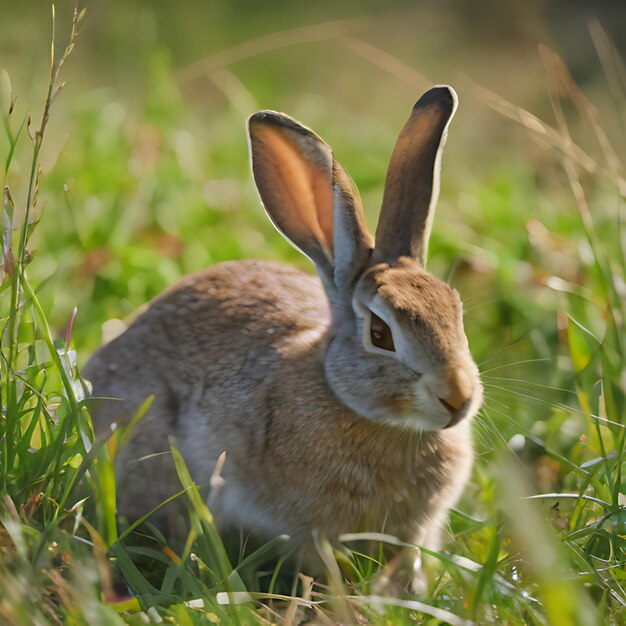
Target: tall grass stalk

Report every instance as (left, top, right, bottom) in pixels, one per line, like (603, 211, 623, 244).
(477, 34, 625, 622)
(2, 1, 85, 512)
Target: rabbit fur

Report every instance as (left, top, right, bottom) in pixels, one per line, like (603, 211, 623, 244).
(84, 85, 482, 588)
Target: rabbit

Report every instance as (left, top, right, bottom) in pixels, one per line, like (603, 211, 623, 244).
(83, 85, 482, 591)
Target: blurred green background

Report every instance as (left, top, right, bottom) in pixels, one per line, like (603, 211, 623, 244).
(1, 0, 625, 622)
(0, 0, 620, 339)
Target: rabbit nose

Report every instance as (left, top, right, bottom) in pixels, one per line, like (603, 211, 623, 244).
(439, 398, 470, 428)
(438, 368, 473, 427)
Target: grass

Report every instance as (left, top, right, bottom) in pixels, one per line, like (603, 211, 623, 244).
(1, 3, 625, 624)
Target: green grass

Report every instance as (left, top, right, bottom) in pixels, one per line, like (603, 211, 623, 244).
(1, 3, 625, 624)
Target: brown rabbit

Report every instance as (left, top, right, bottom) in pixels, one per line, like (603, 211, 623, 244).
(84, 85, 482, 590)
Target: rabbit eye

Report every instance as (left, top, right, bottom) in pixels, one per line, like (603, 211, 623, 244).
(370, 312, 395, 352)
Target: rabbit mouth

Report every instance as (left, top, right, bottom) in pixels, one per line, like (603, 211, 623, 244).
(372, 394, 452, 431)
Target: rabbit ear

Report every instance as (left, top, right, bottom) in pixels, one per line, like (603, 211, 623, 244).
(248, 111, 373, 296)
(373, 86, 457, 267)
(331, 160, 374, 293)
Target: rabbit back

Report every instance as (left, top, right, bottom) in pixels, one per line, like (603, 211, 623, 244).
(84, 259, 329, 521)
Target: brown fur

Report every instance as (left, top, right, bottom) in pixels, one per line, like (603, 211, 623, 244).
(85, 260, 473, 545)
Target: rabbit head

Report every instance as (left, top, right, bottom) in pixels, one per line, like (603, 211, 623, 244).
(248, 86, 482, 432)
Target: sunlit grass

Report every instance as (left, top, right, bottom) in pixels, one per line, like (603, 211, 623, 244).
(1, 3, 624, 625)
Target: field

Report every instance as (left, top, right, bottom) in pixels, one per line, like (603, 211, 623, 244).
(0, 1, 624, 624)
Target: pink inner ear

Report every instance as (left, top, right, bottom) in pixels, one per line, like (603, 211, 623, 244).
(253, 124, 334, 259)
(311, 168, 334, 257)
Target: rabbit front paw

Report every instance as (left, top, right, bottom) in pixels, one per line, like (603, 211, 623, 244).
(371, 546, 426, 597)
